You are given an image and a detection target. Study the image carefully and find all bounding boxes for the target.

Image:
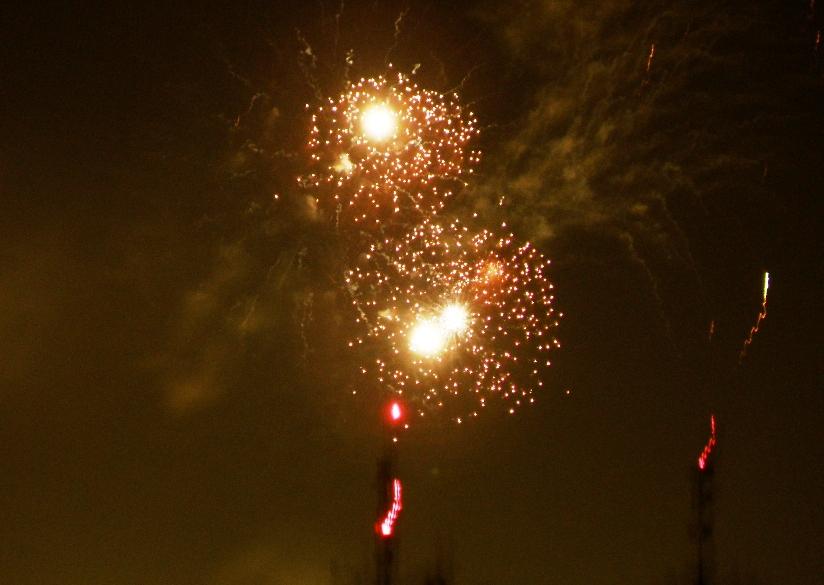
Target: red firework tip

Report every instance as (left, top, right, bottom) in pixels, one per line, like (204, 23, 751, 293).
(697, 415, 717, 471)
(388, 401, 403, 423)
(376, 479, 403, 538)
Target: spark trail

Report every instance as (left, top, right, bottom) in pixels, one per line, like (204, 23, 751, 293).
(376, 478, 403, 537)
(697, 414, 717, 471)
(739, 271, 769, 363)
(646, 42, 656, 74)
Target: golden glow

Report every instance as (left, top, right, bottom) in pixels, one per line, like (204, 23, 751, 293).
(439, 303, 469, 333)
(409, 318, 447, 357)
(361, 103, 396, 141)
(333, 153, 354, 174)
(303, 73, 479, 226)
(308, 72, 560, 425)
(483, 261, 503, 281)
(346, 218, 561, 422)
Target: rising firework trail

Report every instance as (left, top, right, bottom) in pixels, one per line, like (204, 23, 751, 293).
(303, 71, 479, 230)
(375, 400, 405, 585)
(695, 415, 718, 585)
(346, 218, 561, 424)
(377, 478, 403, 538)
(697, 414, 717, 471)
(739, 271, 770, 363)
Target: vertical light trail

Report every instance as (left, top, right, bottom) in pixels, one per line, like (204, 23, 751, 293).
(377, 479, 403, 538)
(646, 42, 656, 73)
(697, 415, 717, 471)
(739, 271, 770, 363)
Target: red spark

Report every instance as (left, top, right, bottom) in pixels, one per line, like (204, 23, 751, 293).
(697, 415, 717, 471)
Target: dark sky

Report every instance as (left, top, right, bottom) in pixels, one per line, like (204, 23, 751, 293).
(1, 2, 821, 584)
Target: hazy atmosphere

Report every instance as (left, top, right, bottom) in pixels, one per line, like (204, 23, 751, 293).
(1, 2, 821, 584)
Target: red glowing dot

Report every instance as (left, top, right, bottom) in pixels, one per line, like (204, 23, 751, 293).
(389, 401, 403, 422)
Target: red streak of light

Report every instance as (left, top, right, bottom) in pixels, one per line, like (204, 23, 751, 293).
(377, 479, 403, 538)
(697, 415, 717, 471)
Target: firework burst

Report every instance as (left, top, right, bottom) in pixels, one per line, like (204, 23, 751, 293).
(303, 72, 479, 229)
(345, 219, 561, 422)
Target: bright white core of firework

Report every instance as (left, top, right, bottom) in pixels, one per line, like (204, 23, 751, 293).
(439, 303, 469, 333)
(361, 104, 396, 142)
(409, 318, 447, 358)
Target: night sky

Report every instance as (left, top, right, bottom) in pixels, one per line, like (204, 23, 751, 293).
(1, 2, 822, 584)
